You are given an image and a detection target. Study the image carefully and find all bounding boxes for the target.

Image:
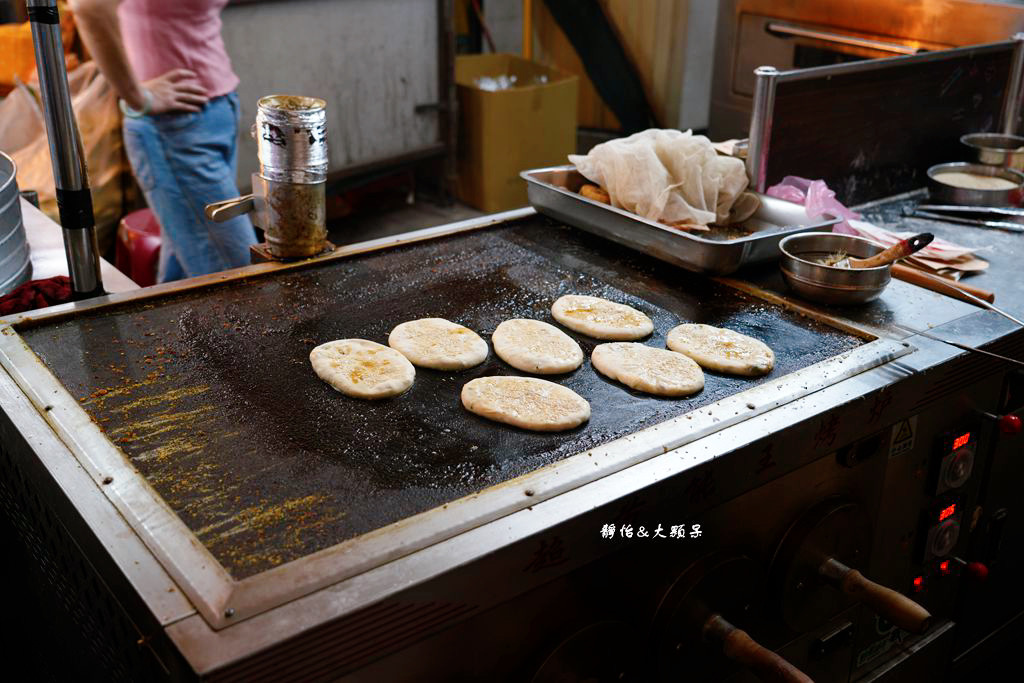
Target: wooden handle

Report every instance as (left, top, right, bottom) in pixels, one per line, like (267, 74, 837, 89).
(705, 615, 814, 683)
(890, 263, 996, 304)
(839, 568, 932, 634)
(851, 233, 933, 269)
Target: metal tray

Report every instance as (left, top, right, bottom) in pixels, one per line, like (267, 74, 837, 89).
(521, 165, 839, 274)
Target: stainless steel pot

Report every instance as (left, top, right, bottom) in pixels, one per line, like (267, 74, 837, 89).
(778, 232, 890, 305)
(0, 151, 33, 296)
(961, 133, 1024, 170)
(926, 162, 1024, 208)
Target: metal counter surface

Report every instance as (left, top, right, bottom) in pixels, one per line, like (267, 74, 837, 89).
(737, 189, 1024, 340)
(17, 216, 862, 579)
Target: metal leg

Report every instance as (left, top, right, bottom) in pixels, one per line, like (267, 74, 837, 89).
(26, 0, 104, 298)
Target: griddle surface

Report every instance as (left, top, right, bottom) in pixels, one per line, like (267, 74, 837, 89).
(22, 217, 861, 577)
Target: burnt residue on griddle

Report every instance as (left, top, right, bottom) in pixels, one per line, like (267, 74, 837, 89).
(21, 216, 861, 578)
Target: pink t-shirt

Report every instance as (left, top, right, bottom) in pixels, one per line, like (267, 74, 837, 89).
(119, 0, 239, 99)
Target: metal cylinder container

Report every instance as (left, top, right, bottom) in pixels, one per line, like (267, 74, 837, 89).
(254, 95, 328, 184)
(253, 95, 328, 258)
(0, 152, 33, 296)
(252, 174, 326, 259)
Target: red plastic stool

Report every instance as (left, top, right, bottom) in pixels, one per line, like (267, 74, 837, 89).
(116, 208, 161, 287)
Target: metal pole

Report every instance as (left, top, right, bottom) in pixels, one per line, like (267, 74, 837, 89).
(1001, 33, 1024, 135)
(26, 0, 104, 298)
(746, 66, 778, 193)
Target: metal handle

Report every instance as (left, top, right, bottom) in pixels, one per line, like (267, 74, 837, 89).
(766, 22, 922, 56)
(917, 204, 1024, 217)
(205, 194, 255, 223)
(908, 208, 1024, 234)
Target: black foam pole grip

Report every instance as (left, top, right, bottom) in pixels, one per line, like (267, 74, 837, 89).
(55, 187, 96, 231)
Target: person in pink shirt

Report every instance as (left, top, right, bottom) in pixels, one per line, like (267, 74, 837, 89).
(70, 0, 256, 282)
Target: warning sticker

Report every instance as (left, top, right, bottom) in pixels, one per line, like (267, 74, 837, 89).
(889, 416, 918, 458)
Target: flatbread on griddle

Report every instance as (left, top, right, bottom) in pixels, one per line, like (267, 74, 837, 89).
(310, 339, 415, 399)
(551, 294, 654, 340)
(492, 319, 584, 374)
(388, 318, 488, 370)
(591, 342, 704, 397)
(666, 323, 774, 376)
(461, 376, 590, 431)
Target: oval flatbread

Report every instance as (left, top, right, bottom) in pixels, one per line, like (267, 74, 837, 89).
(492, 319, 584, 374)
(551, 294, 654, 340)
(591, 342, 704, 397)
(666, 323, 774, 376)
(310, 339, 415, 399)
(388, 318, 488, 370)
(461, 376, 590, 431)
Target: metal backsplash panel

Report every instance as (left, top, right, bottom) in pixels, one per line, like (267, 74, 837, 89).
(757, 42, 1017, 205)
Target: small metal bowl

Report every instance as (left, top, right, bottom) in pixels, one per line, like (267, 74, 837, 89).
(926, 162, 1024, 208)
(961, 132, 1024, 170)
(778, 232, 890, 305)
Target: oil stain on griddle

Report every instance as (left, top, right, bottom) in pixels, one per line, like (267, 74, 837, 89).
(21, 216, 860, 578)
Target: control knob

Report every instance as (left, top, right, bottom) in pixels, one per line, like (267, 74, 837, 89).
(979, 411, 1022, 436)
(998, 414, 1022, 435)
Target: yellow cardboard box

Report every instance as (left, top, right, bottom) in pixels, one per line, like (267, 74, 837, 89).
(455, 53, 578, 213)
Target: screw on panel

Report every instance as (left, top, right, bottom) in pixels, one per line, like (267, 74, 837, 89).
(524, 489, 535, 497)
(225, 608, 235, 618)
(101, 476, 113, 485)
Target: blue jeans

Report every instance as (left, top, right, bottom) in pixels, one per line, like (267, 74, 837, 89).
(122, 92, 257, 282)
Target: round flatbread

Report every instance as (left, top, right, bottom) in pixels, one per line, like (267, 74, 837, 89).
(666, 323, 774, 376)
(492, 319, 584, 374)
(591, 342, 704, 397)
(388, 318, 488, 370)
(310, 339, 415, 399)
(461, 376, 590, 431)
(551, 294, 654, 340)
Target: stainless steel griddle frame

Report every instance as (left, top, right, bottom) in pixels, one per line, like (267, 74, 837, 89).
(0, 208, 917, 673)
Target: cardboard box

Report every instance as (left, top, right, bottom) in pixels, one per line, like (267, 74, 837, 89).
(455, 53, 578, 213)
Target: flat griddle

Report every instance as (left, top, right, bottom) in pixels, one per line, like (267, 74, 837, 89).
(18, 215, 862, 580)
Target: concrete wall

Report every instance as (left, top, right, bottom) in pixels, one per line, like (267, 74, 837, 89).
(679, 0, 720, 131)
(221, 0, 441, 187)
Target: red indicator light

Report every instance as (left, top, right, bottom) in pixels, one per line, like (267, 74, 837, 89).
(939, 503, 956, 522)
(939, 560, 951, 575)
(953, 432, 970, 450)
(913, 576, 925, 592)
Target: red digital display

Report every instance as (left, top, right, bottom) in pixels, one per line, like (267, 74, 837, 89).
(939, 503, 957, 522)
(913, 576, 924, 592)
(953, 432, 971, 450)
(939, 560, 951, 575)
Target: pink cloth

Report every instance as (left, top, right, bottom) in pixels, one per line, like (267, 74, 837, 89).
(118, 0, 238, 99)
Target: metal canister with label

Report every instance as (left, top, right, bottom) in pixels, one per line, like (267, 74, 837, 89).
(206, 95, 329, 259)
